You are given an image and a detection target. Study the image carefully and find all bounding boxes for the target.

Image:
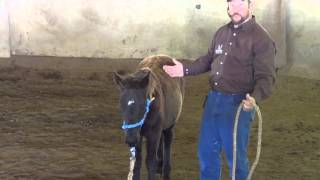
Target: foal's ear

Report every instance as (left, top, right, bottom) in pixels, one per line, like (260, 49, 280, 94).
(113, 70, 127, 89)
(134, 68, 151, 87)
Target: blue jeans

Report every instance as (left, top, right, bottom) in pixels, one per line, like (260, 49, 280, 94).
(198, 91, 255, 180)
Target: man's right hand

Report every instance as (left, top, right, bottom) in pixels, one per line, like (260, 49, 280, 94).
(163, 58, 184, 77)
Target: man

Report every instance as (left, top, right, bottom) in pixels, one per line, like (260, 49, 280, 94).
(163, 0, 276, 179)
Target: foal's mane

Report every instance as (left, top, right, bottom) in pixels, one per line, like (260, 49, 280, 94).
(137, 55, 176, 120)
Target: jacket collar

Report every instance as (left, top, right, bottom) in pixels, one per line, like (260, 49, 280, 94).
(228, 15, 256, 31)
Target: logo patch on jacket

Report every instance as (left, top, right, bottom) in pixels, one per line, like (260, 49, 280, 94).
(215, 44, 223, 54)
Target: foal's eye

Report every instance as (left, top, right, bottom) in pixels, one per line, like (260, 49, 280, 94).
(127, 99, 135, 106)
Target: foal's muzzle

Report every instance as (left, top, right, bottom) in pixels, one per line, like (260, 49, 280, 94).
(125, 129, 140, 147)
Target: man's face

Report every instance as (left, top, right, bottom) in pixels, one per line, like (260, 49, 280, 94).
(227, 0, 251, 24)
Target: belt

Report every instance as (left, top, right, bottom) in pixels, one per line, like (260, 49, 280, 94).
(211, 90, 246, 97)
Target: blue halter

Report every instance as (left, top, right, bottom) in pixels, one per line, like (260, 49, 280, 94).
(122, 97, 155, 130)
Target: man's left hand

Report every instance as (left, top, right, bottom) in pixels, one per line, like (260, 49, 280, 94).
(242, 94, 256, 111)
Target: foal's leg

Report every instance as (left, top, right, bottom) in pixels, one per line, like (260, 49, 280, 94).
(133, 136, 143, 180)
(157, 134, 164, 175)
(146, 128, 162, 180)
(163, 126, 174, 180)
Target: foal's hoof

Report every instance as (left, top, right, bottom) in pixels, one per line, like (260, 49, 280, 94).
(156, 167, 162, 175)
(156, 162, 163, 175)
(163, 175, 170, 180)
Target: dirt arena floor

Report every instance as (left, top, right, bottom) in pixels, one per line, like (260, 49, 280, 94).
(0, 56, 319, 180)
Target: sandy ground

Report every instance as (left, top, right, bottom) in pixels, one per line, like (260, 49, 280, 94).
(0, 56, 319, 180)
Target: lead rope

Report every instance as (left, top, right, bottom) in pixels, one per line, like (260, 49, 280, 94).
(127, 147, 136, 180)
(232, 102, 263, 180)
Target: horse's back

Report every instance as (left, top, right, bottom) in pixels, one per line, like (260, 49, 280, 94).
(139, 55, 185, 128)
(138, 55, 183, 89)
(138, 55, 175, 70)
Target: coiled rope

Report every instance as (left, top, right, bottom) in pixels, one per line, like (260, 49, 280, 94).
(232, 102, 263, 180)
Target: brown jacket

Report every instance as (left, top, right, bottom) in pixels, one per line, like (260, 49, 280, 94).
(183, 17, 276, 102)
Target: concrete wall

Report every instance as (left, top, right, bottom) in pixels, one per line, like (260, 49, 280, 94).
(0, 0, 10, 57)
(7, 0, 227, 59)
(6, 0, 285, 62)
(286, 0, 320, 80)
(255, 0, 287, 68)
(1, 0, 320, 79)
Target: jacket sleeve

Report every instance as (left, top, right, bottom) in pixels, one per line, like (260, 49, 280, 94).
(251, 37, 276, 103)
(182, 33, 218, 76)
